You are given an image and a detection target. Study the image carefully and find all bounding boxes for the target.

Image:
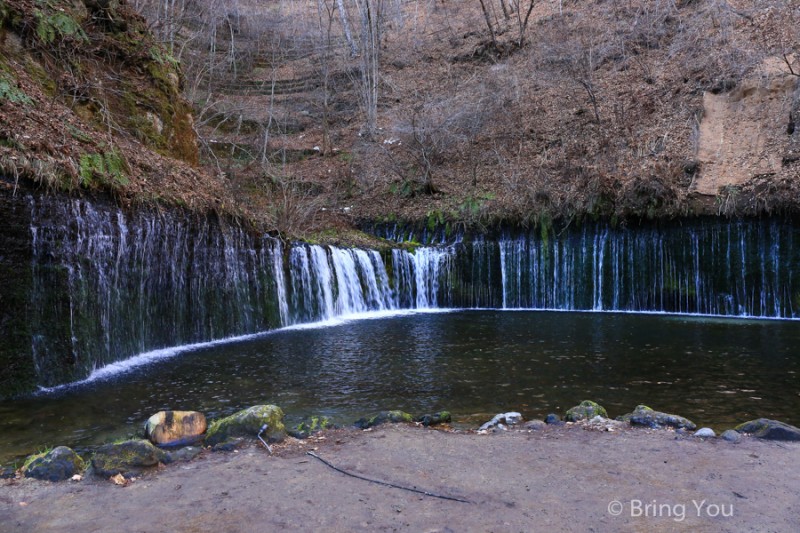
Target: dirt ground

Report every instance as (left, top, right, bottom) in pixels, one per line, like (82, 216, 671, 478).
(1, 424, 798, 532)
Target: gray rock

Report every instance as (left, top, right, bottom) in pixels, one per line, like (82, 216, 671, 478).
(211, 437, 245, 452)
(544, 413, 562, 425)
(22, 447, 85, 482)
(1, 466, 16, 479)
(565, 400, 608, 422)
(416, 411, 452, 428)
(479, 412, 522, 431)
(617, 405, 696, 431)
(91, 440, 166, 477)
(288, 416, 337, 439)
(694, 427, 716, 438)
(205, 405, 286, 446)
(734, 418, 800, 441)
(720, 429, 742, 443)
(163, 446, 203, 464)
(524, 420, 546, 431)
(354, 410, 413, 430)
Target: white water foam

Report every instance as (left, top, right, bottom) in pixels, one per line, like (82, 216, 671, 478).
(36, 308, 455, 394)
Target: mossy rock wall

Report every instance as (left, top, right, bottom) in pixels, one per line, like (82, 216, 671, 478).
(0, 190, 35, 398)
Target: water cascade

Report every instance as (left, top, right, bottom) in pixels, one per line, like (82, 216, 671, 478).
(4, 193, 800, 395)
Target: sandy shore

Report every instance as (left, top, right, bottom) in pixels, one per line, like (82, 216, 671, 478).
(1, 423, 798, 532)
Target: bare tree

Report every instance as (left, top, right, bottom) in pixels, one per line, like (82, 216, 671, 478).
(351, 0, 383, 138)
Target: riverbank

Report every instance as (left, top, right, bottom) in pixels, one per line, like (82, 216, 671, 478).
(2, 423, 798, 532)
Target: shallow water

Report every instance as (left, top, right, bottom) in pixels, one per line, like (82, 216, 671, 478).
(2, 310, 799, 464)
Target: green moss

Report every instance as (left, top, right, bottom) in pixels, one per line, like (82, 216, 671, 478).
(0, 74, 33, 105)
(565, 400, 608, 422)
(354, 410, 414, 429)
(34, 10, 87, 45)
(148, 46, 179, 69)
(79, 149, 129, 188)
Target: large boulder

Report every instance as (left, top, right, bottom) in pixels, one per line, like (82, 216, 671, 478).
(145, 410, 207, 447)
(205, 405, 286, 446)
(734, 419, 800, 441)
(91, 440, 166, 477)
(565, 400, 608, 422)
(354, 410, 413, 430)
(22, 446, 85, 482)
(617, 405, 696, 431)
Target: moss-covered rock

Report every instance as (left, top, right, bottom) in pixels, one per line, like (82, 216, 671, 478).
(22, 446, 85, 481)
(205, 405, 286, 446)
(145, 410, 207, 447)
(617, 405, 696, 431)
(416, 411, 452, 427)
(288, 416, 336, 439)
(565, 400, 608, 422)
(734, 418, 800, 441)
(354, 410, 414, 429)
(91, 439, 166, 477)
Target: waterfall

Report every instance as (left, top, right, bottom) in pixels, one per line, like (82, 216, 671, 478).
(6, 193, 800, 394)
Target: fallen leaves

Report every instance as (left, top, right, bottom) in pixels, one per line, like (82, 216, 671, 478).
(109, 474, 136, 486)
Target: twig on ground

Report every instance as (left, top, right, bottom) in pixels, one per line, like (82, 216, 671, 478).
(306, 451, 471, 504)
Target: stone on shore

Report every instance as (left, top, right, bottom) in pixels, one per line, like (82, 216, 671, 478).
(288, 416, 337, 439)
(478, 412, 523, 432)
(416, 411, 452, 427)
(524, 420, 546, 431)
(205, 405, 286, 446)
(91, 440, 166, 477)
(720, 429, 742, 443)
(164, 446, 203, 464)
(545, 414, 563, 425)
(354, 411, 414, 430)
(22, 447, 85, 482)
(694, 427, 716, 438)
(617, 405, 696, 431)
(565, 400, 608, 422)
(734, 419, 800, 441)
(145, 410, 207, 447)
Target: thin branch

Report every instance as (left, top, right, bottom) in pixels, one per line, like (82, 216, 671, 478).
(307, 451, 471, 503)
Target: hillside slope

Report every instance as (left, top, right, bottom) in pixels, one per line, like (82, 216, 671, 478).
(175, 0, 800, 232)
(0, 0, 231, 212)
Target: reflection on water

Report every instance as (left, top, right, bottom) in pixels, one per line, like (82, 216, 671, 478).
(2, 310, 799, 463)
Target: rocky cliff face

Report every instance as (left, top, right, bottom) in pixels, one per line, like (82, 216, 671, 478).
(0, 191, 34, 397)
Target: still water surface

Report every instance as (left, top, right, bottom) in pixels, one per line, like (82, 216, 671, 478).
(2, 310, 799, 464)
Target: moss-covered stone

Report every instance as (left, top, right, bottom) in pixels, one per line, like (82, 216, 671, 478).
(416, 411, 452, 427)
(617, 405, 696, 431)
(734, 418, 800, 441)
(22, 446, 85, 481)
(354, 410, 414, 429)
(205, 405, 286, 446)
(288, 416, 336, 439)
(565, 400, 608, 422)
(91, 439, 166, 477)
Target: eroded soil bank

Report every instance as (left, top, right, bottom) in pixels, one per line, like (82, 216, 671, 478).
(1, 424, 798, 532)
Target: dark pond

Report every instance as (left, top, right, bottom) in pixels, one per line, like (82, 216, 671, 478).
(2, 310, 799, 464)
